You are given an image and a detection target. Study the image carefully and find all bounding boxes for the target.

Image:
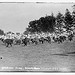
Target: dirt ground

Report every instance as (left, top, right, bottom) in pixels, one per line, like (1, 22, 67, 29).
(0, 39, 75, 72)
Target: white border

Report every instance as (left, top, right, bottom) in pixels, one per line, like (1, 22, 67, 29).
(0, 0, 75, 75)
(0, 73, 75, 75)
(0, 0, 74, 2)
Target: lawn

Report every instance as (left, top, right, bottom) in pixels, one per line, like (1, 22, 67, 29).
(0, 38, 75, 72)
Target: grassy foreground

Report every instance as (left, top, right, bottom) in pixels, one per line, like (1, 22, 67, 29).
(0, 38, 75, 72)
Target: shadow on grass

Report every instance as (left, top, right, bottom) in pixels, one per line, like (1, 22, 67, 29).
(51, 51, 75, 56)
(67, 52, 75, 54)
(51, 54, 69, 56)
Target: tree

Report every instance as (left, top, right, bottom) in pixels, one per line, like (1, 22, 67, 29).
(44, 13, 56, 32)
(27, 20, 40, 33)
(55, 12, 64, 33)
(6, 31, 14, 34)
(72, 5, 75, 27)
(0, 29, 4, 35)
(26, 14, 56, 33)
(64, 9, 73, 32)
(23, 29, 29, 35)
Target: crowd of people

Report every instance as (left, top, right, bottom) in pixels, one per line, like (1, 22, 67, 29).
(0, 29, 74, 47)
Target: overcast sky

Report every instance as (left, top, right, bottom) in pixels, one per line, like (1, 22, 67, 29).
(0, 2, 74, 33)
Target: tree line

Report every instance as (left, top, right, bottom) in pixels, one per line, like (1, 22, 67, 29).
(24, 5, 75, 34)
(0, 5, 75, 35)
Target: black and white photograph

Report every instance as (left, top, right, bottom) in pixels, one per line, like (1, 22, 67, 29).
(0, 1, 75, 72)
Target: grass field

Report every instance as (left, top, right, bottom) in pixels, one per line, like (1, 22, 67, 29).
(0, 38, 75, 72)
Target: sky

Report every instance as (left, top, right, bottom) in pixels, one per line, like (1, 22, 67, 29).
(0, 2, 74, 33)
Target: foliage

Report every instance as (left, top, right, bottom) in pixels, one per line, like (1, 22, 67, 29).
(64, 9, 73, 31)
(55, 12, 64, 33)
(24, 5, 75, 34)
(26, 14, 56, 33)
(0, 29, 4, 35)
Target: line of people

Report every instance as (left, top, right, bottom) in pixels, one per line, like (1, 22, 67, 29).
(0, 31, 74, 47)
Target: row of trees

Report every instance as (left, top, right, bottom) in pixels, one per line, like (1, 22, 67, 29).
(24, 5, 75, 34)
(0, 30, 21, 36)
(0, 5, 75, 35)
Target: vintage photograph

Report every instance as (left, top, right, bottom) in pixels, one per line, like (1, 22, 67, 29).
(0, 2, 75, 72)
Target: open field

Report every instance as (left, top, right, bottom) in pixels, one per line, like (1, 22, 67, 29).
(0, 38, 75, 72)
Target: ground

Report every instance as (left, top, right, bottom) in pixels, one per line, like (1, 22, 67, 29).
(0, 38, 75, 72)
